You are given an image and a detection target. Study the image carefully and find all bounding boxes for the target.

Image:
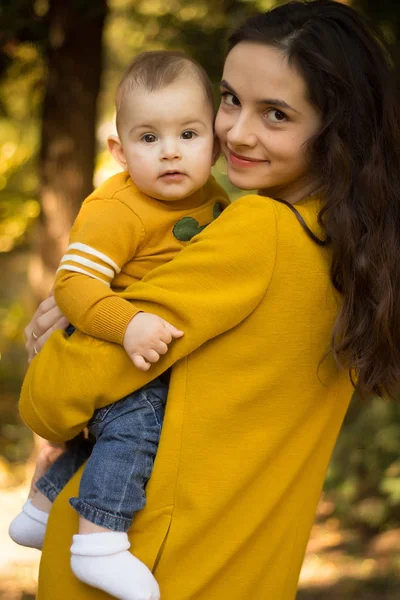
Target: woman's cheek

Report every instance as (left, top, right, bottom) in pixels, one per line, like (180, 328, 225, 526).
(214, 110, 228, 144)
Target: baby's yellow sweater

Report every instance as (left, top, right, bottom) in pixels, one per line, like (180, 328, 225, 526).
(54, 171, 229, 344)
(20, 194, 354, 599)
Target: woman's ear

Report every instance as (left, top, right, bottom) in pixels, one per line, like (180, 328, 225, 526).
(107, 135, 128, 170)
(212, 135, 221, 166)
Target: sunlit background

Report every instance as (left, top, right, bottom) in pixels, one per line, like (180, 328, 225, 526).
(1, 0, 400, 598)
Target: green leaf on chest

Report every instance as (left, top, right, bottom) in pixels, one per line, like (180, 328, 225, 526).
(173, 202, 223, 242)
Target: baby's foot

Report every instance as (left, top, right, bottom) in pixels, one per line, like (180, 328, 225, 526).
(9, 499, 49, 550)
(70, 531, 160, 600)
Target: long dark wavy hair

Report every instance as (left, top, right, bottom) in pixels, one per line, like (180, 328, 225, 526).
(229, 0, 400, 398)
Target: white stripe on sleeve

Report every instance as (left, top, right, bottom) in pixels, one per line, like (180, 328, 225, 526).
(67, 243, 121, 273)
(60, 255, 115, 279)
(56, 265, 111, 285)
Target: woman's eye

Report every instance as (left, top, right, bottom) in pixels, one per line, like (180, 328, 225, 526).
(266, 109, 287, 123)
(142, 134, 157, 143)
(181, 130, 196, 140)
(221, 92, 241, 107)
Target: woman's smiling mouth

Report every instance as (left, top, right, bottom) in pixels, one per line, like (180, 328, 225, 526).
(228, 149, 268, 168)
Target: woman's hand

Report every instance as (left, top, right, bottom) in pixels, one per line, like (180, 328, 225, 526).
(28, 440, 66, 499)
(24, 295, 69, 362)
(123, 312, 184, 371)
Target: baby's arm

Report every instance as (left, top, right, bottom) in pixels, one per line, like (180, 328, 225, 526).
(55, 197, 183, 367)
(54, 197, 144, 345)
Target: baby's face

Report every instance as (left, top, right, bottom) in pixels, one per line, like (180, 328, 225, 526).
(117, 79, 215, 201)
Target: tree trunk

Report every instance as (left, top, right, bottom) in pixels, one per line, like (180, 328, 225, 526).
(29, 0, 108, 300)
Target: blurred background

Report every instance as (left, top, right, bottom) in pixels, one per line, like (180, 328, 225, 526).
(0, 0, 400, 598)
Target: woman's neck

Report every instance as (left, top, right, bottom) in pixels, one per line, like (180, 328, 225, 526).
(259, 175, 321, 205)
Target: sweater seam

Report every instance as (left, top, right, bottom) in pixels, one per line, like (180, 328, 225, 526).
(157, 356, 187, 557)
(109, 182, 134, 199)
(85, 195, 146, 251)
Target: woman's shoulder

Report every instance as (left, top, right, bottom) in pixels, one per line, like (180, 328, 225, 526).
(227, 192, 321, 211)
(225, 193, 320, 222)
(227, 193, 272, 208)
(224, 193, 326, 249)
(223, 193, 276, 220)
(216, 194, 278, 237)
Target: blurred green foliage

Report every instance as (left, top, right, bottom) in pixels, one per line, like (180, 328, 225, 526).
(0, 42, 42, 254)
(326, 394, 400, 532)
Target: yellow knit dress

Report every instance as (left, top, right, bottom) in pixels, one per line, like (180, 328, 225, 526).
(20, 193, 353, 599)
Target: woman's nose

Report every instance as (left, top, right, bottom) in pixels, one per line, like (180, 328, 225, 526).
(226, 114, 257, 148)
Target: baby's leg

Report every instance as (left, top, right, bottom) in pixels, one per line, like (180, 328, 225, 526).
(9, 435, 93, 550)
(69, 378, 168, 600)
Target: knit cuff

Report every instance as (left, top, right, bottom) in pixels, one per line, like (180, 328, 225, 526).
(90, 296, 141, 345)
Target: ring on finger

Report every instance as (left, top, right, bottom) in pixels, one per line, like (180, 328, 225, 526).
(34, 345, 39, 355)
(32, 331, 39, 340)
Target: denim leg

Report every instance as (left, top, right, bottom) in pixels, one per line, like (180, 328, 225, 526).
(65, 323, 76, 336)
(69, 378, 168, 532)
(36, 435, 94, 503)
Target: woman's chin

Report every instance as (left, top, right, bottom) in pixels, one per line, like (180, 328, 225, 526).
(227, 172, 261, 191)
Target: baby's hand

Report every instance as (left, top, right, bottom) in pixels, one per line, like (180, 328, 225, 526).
(123, 312, 184, 371)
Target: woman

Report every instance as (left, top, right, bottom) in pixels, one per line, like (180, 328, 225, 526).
(21, 1, 400, 598)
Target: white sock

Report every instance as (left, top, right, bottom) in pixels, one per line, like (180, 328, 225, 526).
(8, 499, 49, 550)
(70, 531, 160, 600)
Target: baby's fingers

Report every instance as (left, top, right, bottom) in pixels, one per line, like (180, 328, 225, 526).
(164, 322, 184, 338)
(153, 341, 169, 355)
(132, 354, 151, 371)
(144, 348, 161, 364)
(159, 321, 184, 343)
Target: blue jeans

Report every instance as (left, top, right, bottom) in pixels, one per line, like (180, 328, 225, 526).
(36, 378, 168, 532)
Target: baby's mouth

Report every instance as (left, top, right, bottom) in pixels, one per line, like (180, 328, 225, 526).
(159, 170, 186, 180)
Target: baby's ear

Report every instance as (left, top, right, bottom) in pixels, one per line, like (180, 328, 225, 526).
(212, 135, 221, 166)
(107, 135, 128, 170)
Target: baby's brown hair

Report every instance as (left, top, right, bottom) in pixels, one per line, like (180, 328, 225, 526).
(116, 51, 215, 133)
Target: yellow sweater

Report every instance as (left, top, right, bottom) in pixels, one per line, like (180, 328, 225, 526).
(20, 194, 353, 600)
(54, 171, 230, 344)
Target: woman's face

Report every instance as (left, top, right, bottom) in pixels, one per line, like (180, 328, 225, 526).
(215, 42, 322, 203)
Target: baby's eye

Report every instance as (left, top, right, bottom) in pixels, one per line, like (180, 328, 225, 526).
(181, 130, 196, 140)
(142, 133, 157, 143)
(266, 109, 287, 123)
(220, 92, 241, 107)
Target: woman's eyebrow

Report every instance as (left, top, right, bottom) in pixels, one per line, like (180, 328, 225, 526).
(258, 98, 299, 113)
(220, 79, 298, 113)
(220, 80, 238, 96)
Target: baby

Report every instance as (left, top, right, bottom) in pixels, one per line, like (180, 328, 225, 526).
(10, 50, 229, 600)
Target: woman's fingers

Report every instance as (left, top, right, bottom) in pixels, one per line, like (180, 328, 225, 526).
(25, 297, 68, 361)
(35, 304, 64, 336)
(38, 314, 69, 347)
(24, 296, 57, 342)
(27, 315, 69, 363)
